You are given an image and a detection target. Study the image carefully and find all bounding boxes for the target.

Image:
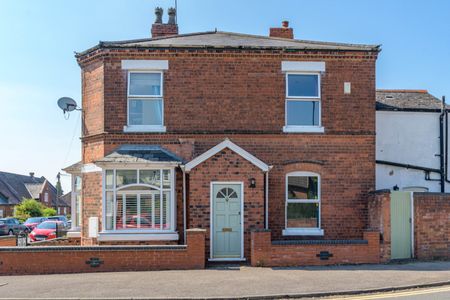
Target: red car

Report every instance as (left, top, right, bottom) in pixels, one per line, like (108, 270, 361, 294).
(29, 221, 62, 242)
(24, 217, 47, 231)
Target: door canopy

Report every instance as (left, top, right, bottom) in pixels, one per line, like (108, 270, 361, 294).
(184, 139, 270, 172)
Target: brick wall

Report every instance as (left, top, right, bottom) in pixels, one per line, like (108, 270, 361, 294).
(0, 229, 205, 275)
(82, 60, 104, 137)
(29, 237, 81, 246)
(367, 190, 391, 262)
(86, 50, 377, 135)
(414, 193, 450, 260)
(0, 205, 14, 218)
(251, 230, 380, 267)
(81, 171, 102, 245)
(0, 236, 16, 247)
(80, 134, 374, 247)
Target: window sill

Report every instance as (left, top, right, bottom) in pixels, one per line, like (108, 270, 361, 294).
(97, 231, 179, 241)
(283, 126, 325, 133)
(282, 228, 324, 236)
(67, 231, 81, 238)
(123, 125, 166, 133)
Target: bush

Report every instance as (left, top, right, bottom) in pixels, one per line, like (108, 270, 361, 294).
(14, 199, 45, 222)
(42, 207, 57, 217)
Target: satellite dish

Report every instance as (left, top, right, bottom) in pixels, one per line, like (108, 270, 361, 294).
(57, 97, 78, 113)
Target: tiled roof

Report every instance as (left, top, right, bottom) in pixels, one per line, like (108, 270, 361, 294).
(0, 171, 56, 205)
(76, 31, 380, 57)
(96, 145, 183, 165)
(376, 90, 445, 111)
(58, 192, 71, 207)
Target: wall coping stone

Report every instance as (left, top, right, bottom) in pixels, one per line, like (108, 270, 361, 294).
(272, 239, 368, 245)
(0, 245, 187, 252)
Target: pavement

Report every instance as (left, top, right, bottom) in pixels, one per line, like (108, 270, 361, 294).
(0, 261, 450, 299)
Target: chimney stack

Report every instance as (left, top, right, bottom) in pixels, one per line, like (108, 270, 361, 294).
(269, 20, 294, 39)
(151, 7, 179, 38)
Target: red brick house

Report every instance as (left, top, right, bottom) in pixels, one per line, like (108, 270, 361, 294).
(0, 171, 67, 217)
(65, 8, 380, 262)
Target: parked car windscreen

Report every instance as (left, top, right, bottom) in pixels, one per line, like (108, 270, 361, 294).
(36, 222, 57, 229)
(25, 217, 43, 223)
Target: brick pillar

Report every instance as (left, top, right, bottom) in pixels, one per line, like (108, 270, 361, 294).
(368, 191, 391, 262)
(251, 230, 272, 267)
(363, 231, 381, 263)
(186, 228, 206, 269)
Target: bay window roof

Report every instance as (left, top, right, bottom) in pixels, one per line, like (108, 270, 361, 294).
(96, 145, 183, 166)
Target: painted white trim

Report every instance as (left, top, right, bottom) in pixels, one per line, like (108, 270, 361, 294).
(281, 61, 325, 72)
(210, 182, 244, 260)
(67, 231, 81, 238)
(282, 228, 324, 236)
(81, 163, 102, 173)
(185, 139, 270, 172)
(126, 71, 165, 131)
(285, 73, 321, 99)
(208, 258, 247, 262)
(96, 162, 179, 169)
(123, 125, 167, 133)
(283, 126, 325, 133)
(285, 171, 322, 234)
(122, 60, 169, 70)
(97, 232, 179, 241)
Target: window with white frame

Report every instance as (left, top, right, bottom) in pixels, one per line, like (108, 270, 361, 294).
(285, 73, 321, 130)
(103, 169, 174, 232)
(44, 192, 49, 203)
(285, 172, 321, 233)
(127, 72, 164, 129)
(73, 175, 82, 228)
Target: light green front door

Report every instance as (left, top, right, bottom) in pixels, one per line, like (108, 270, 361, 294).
(212, 184, 242, 259)
(391, 191, 413, 259)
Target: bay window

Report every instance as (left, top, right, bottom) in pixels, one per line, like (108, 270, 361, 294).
(283, 171, 323, 236)
(73, 175, 82, 229)
(103, 168, 175, 232)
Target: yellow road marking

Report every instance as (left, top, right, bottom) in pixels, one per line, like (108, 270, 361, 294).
(328, 285, 450, 299)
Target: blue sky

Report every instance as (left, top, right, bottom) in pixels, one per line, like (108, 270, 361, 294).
(0, 0, 449, 192)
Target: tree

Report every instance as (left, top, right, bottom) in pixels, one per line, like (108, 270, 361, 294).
(14, 199, 44, 222)
(42, 207, 57, 217)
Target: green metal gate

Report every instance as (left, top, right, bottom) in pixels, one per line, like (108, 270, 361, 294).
(390, 191, 413, 259)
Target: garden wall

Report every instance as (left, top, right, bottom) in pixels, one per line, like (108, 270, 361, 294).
(251, 230, 380, 267)
(414, 193, 450, 260)
(0, 229, 205, 275)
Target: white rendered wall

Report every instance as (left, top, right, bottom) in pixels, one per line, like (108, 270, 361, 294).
(376, 111, 450, 192)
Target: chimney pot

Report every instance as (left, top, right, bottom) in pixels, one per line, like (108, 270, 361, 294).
(154, 7, 163, 24)
(168, 7, 176, 25)
(29, 172, 35, 178)
(282, 20, 289, 28)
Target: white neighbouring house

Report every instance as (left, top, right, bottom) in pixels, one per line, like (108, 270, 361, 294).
(376, 90, 449, 192)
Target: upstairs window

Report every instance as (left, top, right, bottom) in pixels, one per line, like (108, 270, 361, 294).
(284, 73, 323, 133)
(126, 71, 165, 132)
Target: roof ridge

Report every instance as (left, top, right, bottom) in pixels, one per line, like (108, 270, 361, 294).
(216, 31, 380, 48)
(377, 89, 428, 94)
